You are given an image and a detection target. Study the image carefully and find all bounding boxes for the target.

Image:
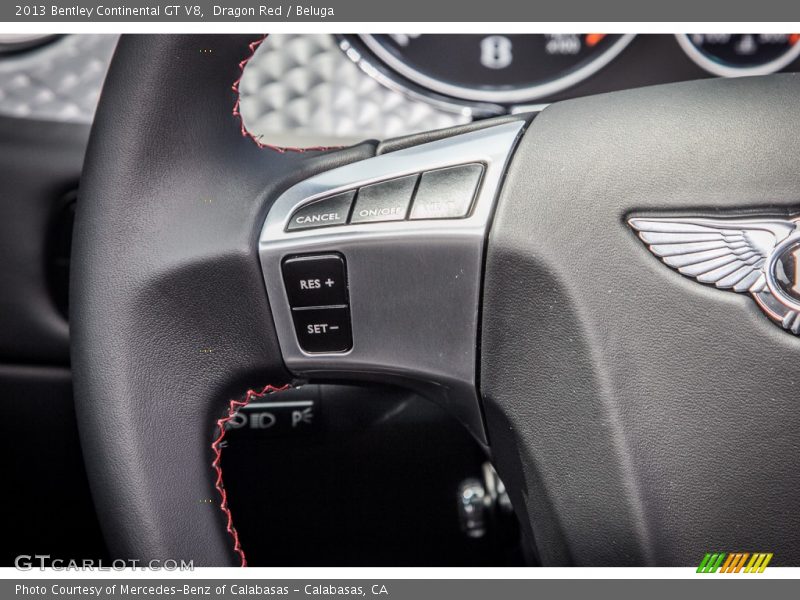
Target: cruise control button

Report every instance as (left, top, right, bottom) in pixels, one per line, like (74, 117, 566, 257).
(350, 175, 417, 223)
(282, 254, 348, 308)
(292, 307, 353, 353)
(286, 191, 354, 231)
(409, 164, 484, 220)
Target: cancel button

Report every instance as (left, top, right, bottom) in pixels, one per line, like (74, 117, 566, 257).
(287, 190, 355, 231)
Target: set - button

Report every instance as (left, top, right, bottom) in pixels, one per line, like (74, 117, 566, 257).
(284, 164, 484, 232)
(290, 307, 352, 354)
(282, 253, 353, 353)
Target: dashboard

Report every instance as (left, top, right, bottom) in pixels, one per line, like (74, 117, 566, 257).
(1, 33, 799, 145)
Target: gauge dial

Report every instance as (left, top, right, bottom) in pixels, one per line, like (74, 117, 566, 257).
(677, 34, 800, 77)
(356, 34, 635, 105)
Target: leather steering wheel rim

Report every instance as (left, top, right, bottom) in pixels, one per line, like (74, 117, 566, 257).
(71, 34, 374, 566)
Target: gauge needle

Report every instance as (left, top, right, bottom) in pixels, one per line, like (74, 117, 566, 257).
(790, 34, 800, 45)
(585, 34, 607, 47)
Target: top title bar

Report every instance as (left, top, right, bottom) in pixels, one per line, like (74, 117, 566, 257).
(2, 0, 800, 23)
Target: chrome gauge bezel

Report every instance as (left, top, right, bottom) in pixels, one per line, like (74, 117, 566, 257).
(343, 34, 636, 109)
(676, 34, 800, 78)
(0, 34, 59, 54)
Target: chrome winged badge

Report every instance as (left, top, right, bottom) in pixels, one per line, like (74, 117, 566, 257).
(629, 216, 800, 334)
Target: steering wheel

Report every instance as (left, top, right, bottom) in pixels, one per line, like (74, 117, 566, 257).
(72, 35, 800, 566)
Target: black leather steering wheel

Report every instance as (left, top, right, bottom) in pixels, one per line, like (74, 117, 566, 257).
(72, 35, 800, 566)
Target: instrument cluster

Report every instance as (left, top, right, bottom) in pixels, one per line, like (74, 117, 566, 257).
(341, 34, 800, 115)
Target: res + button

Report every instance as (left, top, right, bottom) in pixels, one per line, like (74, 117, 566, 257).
(282, 254, 348, 308)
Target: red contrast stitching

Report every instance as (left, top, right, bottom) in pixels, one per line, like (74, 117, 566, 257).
(232, 35, 336, 154)
(211, 383, 291, 566)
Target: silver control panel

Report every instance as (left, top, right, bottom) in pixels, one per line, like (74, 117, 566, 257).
(259, 121, 525, 443)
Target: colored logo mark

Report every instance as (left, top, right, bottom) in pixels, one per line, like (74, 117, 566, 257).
(697, 552, 773, 573)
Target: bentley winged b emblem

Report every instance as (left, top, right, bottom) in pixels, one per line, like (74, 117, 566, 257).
(629, 216, 800, 334)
